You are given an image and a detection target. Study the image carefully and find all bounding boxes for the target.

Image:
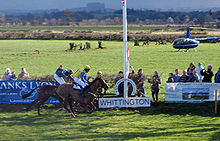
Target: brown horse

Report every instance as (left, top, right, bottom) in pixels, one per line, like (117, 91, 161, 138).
(22, 85, 66, 115)
(56, 77, 109, 118)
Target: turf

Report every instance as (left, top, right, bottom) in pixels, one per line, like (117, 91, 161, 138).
(0, 103, 219, 141)
(0, 40, 220, 140)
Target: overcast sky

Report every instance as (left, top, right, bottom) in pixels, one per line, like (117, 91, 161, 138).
(0, 0, 219, 10)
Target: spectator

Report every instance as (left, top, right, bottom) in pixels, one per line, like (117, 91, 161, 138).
(115, 71, 123, 83)
(97, 71, 103, 96)
(18, 68, 30, 79)
(3, 68, 12, 80)
(10, 72, 17, 80)
(130, 66, 135, 74)
(215, 66, 220, 83)
(136, 68, 146, 97)
(148, 71, 161, 102)
(200, 64, 214, 82)
(97, 71, 102, 78)
(179, 69, 189, 82)
(167, 73, 174, 83)
(115, 71, 124, 95)
(196, 62, 204, 81)
(193, 70, 199, 82)
(173, 69, 181, 82)
(187, 69, 196, 82)
(129, 66, 146, 97)
(187, 62, 196, 74)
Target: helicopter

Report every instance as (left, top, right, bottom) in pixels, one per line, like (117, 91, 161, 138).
(173, 27, 220, 52)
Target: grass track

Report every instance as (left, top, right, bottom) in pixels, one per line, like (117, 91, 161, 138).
(0, 103, 219, 140)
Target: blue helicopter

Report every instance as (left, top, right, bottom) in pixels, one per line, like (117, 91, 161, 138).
(173, 27, 220, 52)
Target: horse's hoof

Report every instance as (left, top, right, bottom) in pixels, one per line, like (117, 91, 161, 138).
(71, 114, 76, 118)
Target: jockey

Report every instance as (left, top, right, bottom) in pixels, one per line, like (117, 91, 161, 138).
(74, 65, 91, 95)
(54, 64, 74, 85)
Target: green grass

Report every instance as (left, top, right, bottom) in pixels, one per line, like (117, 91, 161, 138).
(0, 40, 220, 140)
(0, 103, 219, 140)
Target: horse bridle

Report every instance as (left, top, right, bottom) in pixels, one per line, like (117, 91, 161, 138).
(87, 78, 109, 97)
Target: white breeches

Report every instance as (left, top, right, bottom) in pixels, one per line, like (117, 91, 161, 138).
(74, 77, 87, 88)
(54, 74, 65, 85)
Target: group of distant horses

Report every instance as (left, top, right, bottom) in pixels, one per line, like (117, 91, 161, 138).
(22, 77, 109, 118)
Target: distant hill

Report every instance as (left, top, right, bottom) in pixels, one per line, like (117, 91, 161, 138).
(71, 2, 115, 13)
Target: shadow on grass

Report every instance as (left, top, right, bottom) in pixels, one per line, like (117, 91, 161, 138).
(210, 131, 220, 141)
(0, 104, 63, 113)
(138, 102, 220, 117)
(97, 102, 220, 117)
(159, 50, 183, 53)
(30, 125, 219, 140)
(0, 103, 220, 140)
(1, 102, 220, 118)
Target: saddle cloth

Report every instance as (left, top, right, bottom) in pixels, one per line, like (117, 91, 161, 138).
(73, 84, 81, 90)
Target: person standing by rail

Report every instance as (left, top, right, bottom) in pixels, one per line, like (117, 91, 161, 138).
(148, 71, 161, 102)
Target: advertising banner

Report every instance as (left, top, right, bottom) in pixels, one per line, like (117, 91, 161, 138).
(165, 83, 220, 103)
(0, 80, 59, 104)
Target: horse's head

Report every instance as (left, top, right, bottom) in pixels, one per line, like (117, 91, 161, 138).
(99, 77, 109, 91)
(90, 77, 109, 92)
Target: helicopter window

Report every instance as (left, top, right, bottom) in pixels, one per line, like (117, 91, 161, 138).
(174, 39, 184, 45)
(184, 40, 189, 44)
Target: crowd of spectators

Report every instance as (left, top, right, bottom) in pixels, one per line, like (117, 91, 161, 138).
(2, 63, 220, 102)
(2, 68, 29, 81)
(167, 62, 220, 83)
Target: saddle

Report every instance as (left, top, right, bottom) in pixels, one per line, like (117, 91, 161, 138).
(73, 83, 82, 91)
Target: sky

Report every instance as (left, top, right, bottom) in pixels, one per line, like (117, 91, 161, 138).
(0, 0, 219, 10)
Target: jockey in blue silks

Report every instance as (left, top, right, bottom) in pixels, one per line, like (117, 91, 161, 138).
(54, 64, 74, 85)
(73, 65, 91, 96)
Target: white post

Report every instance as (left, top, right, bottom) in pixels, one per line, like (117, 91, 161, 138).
(215, 90, 218, 114)
(122, 0, 128, 99)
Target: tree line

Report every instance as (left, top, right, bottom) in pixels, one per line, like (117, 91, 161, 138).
(0, 9, 219, 26)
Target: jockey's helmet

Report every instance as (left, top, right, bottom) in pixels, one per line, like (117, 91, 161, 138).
(84, 65, 91, 70)
(97, 71, 102, 75)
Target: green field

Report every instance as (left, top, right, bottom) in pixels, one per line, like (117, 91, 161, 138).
(0, 40, 220, 140)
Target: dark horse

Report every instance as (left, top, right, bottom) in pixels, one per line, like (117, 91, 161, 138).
(22, 85, 65, 115)
(56, 77, 109, 118)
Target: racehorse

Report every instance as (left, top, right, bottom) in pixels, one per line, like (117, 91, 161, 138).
(56, 77, 109, 118)
(22, 85, 67, 115)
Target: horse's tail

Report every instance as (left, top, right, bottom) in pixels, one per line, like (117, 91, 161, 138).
(22, 86, 40, 99)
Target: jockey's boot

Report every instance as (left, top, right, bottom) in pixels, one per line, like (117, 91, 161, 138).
(80, 85, 88, 97)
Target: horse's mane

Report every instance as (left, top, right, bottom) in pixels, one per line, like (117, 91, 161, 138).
(89, 77, 101, 86)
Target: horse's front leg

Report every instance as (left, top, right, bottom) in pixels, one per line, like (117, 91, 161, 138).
(87, 102, 96, 113)
(63, 98, 72, 114)
(68, 98, 76, 118)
